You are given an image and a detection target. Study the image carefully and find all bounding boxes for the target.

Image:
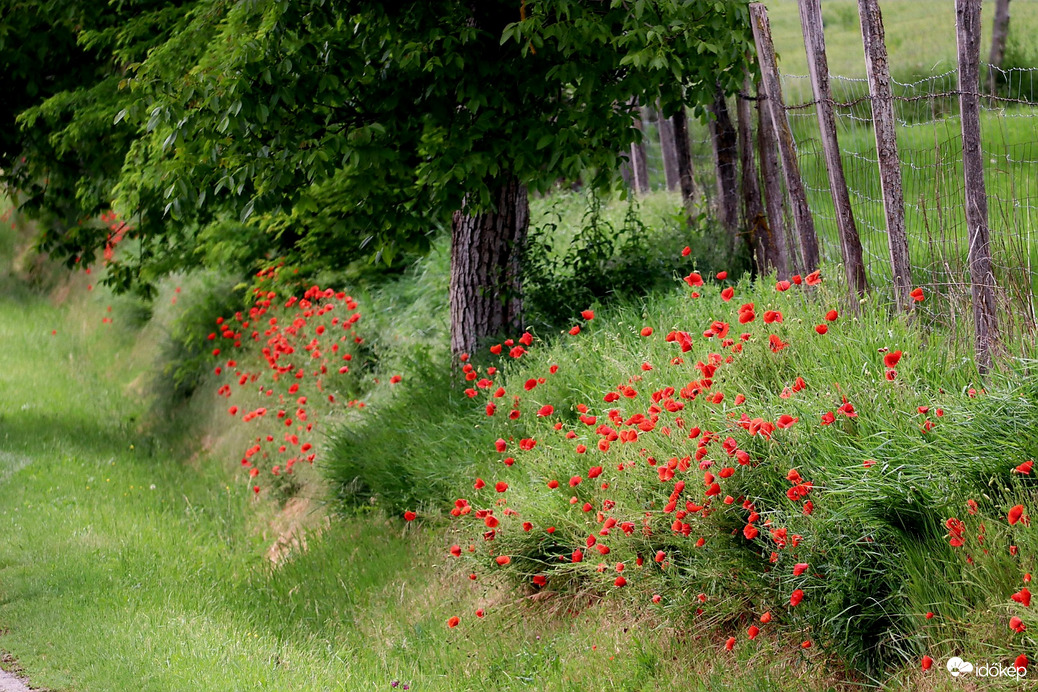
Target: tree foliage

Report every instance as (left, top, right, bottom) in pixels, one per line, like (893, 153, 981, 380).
(1, 0, 753, 289)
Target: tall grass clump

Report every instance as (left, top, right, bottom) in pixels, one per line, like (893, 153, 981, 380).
(146, 271, 246, 415)
(357, 264, 1038, 679)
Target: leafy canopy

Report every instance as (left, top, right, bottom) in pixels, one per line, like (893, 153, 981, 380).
(2, 0, 752, 288)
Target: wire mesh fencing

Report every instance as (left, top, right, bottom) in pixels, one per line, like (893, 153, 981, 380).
(634, 64, 1038, 357)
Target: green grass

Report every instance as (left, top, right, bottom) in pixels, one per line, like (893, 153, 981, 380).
(327, 257, 1038, 682)
(765, 0, 1038, 102)
(789, 105, 1038, 341)
(0, 282, 867, 691)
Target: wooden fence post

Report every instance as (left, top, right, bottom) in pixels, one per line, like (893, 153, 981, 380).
(736, 78, 767, 276)
(671, 108, 700, 224)
(749, 2, 820, 274)
(757, 87, 791, 279)
(656, 105, 681, 192)
(857, 0, 913, 308)
(630, 103, 651, 194)
(708, 86, 740, 239)
(798, 0, 868, 297)
(956, 0, 999, 372)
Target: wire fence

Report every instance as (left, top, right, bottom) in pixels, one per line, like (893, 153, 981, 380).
(635, 64, 1038, 356)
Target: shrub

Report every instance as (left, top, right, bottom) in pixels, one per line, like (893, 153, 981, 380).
(523, 190, 742, 331)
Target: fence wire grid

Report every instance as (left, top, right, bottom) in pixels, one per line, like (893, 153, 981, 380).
(635, 63, 1038, 357)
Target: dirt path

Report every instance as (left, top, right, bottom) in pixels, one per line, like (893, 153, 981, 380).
(0, 667, 32, 692)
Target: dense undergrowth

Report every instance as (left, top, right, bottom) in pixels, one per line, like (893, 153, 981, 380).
(322, 253, 1038, 681)
(7, 187, 1038, 688)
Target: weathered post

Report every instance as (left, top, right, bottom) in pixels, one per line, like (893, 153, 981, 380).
(798, 0, 868, 297)
(707, 86, 740, 239)
(671, 108, 700, 224)
(988, 0, 1012, 95)
(749, 2, 820, 274)
(956, 0, 999, 372)
(630, 104, 651, 194)
(656, 106, 681, 192)
(757, 89, 791, 279)
(857, 0, 913, 307)
(736, 78, 767, 276)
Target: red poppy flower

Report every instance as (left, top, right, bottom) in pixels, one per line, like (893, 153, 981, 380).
(790, 589, 804, 606)
(921, 656, 933, 671)
(403, 511, 416, 521)
(447, 616, 459, 628)
(883, 350, 902, 368)
(815, 324, 828, 335)
(910, 287, 925, 302)
(1009, 504, 1025, 525)
(793, 562, 809, 576)
(725, 636, 736, 651)
(1015, 460, 1034, 475)
(747, 625, 759, 640)
(640, 326, 654, 337)
(721, 287, 734, 302)
(495, 555, 511, 566)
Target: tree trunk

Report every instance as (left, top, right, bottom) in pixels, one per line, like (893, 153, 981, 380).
(657, 107, 681, 192)
(449, 175, 529, 357)
(736, 79, 766, 277)
(671, 109, 699, 224)
(707, 86, 740, 245)
(630, 112, 651, 195)
(988, 0, 1011, 95)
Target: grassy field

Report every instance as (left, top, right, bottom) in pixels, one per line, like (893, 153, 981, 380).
(6, 3, 1038, 690)
(0, 280, 867, 691)
(765, 0, 1038, 99)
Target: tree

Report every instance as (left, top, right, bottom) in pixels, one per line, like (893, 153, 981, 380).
(3, 0, 753, 354)
(988, 0, 1011, 94)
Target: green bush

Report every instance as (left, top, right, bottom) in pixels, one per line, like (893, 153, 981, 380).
(523, 190, 744, 331)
